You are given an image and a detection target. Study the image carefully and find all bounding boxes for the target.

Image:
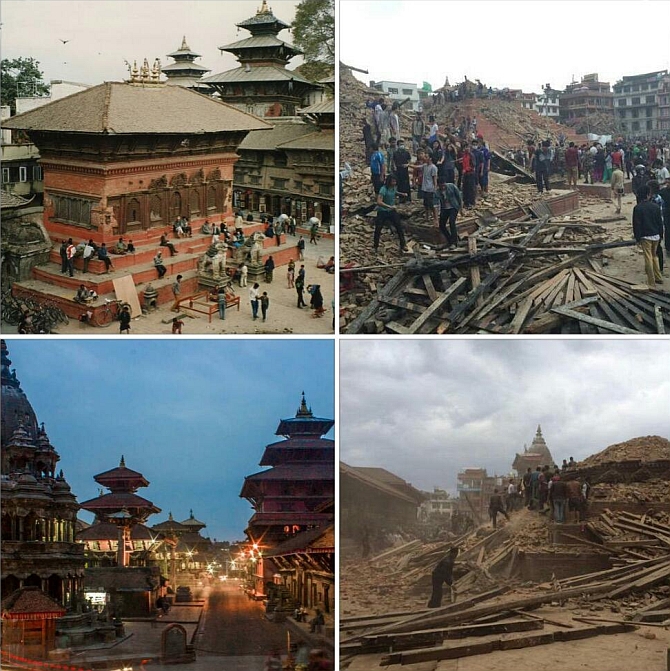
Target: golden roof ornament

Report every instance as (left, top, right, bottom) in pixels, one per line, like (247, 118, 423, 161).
(258, 0, 270, 14)
(126, 57, 164, 86)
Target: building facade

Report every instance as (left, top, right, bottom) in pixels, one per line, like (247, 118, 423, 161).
(559, 74, 613, 127)
(240, 394, 334, 596)
(613, 70, 670, 137)
(1, 340, 85, 611)
(370, 80, 421, 111)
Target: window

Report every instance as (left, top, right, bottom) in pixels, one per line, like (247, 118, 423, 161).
(402, 88, 413, 96)
(641, 84, 648, 91)
(646, 120, 653, 130)
(273, 152, 287, 167)
(388, 87, 398, 94)
(319, 183, 333, 196)
(646, 95, 655, 104)
(632, 121, 640, 131)
(51, 195, 92, 226)
(632, 96, 641, 105)
(632, 109, 639, 118)
(32, 165, 42, 181)
(1, 168, 9, 183)
(294, 180, 303, 192)
(632, 85, 639, 92)
(618, 109, 626, 118)
(249, 175, 261, 185)
(646, 107, 653, 117)
(19, 166, 27, 182)
(618, 99, 626, 106)
(271, 177, 288, 190)
(624, 86, 631, 93)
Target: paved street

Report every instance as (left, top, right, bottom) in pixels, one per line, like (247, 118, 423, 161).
(196, 582, 288, 657)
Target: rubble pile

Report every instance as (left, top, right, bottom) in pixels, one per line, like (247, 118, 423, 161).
(343, 212, 670, 335)
(587, 509, 670, 560)
(579, 436, 670, 467)
(339, 68, 670, 335)
(590, 481, 670, 503)
(564, 110, 619, 136)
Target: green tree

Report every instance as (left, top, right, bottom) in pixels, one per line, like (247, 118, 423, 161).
(1, 57, 50, 112)
(292, 0, 334, 82)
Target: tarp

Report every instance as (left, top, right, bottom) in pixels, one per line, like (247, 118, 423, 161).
(113, 275, 142, 318)
(587, 133, 612, 145)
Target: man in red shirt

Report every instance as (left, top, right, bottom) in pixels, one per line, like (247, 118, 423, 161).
(565, 142, 579, 188)
(611, 146, 624, 172)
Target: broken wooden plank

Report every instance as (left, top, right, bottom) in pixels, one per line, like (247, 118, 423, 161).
(550, 306, 641, 334)
(380, 623, 634, 665)
(655, 305, 666, 334)
(408, 277, 468, 334)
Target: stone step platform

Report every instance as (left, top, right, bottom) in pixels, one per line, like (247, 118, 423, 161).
(35, 251, 202, 294)
(48, 218, 270, 247)
(49, 238, 211, 274)
(13, 270, 202, 323)
(48, 223, 283, 274)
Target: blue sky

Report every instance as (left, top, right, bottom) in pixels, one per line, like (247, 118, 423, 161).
(4, 338, 334, 542)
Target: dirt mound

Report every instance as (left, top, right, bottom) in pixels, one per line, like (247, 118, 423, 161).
(580, 435, 670, 467)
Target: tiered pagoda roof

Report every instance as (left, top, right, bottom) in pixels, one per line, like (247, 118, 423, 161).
(240, 394, 334, 545)
(162, 36, 211, 90)
(201, 1, 321, 112)
(79, 455, 160, 523)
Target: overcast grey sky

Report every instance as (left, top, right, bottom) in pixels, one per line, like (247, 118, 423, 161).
(340, 0, 670, 93)
(340, 339, 670, 494)
(1, 1, 300, 88)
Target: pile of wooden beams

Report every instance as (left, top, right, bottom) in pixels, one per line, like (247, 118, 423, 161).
(341, 554, 670, 664)
(587, 509, 670, 561)
(345, 214, 670, 334)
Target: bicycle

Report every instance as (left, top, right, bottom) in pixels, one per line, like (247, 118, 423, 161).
(91, 298, 130, 327)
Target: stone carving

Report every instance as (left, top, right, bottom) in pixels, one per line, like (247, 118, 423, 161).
(206, 167, 221, 181)
(198, 241, 228, 281)
(190, 168, 205, 185)
(149, 175, 168, 190)
(170, 173, 187, 188)
(161, 623, 189, 663)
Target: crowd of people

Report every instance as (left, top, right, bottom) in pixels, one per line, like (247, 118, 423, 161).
(491, 461, 591, 528)
(364, 103, 498, 253)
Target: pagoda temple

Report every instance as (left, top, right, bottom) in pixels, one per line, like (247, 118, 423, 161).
(240, 393, 334, 596)
(76, 457, 165, 617)
(202, 0, 322, 117)
(3, 76, 270, 316)
(1, 340, 85, 610)
(162, 36, 211, 91)
(78, 456, 161, 568)
(512, 425, 557, 475)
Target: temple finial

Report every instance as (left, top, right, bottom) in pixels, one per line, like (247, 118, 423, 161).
(120, 455, 125, 467)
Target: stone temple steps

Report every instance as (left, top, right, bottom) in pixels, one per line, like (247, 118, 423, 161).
(14, 221, 305, 321)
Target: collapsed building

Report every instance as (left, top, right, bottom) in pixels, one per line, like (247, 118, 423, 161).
(339, 434, 670, 670)
(340, 65, 670, 335)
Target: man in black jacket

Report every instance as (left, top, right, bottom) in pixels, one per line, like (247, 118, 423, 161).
(632, 184, 663, 289)
(427, 547, 459, 608)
